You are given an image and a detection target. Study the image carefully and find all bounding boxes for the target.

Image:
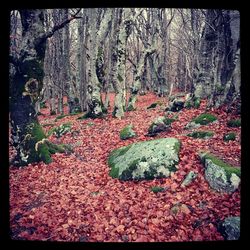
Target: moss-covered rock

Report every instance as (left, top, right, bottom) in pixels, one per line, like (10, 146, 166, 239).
(147, 116, 172, 136)
(185, 113, 217, 129)
(120, 124, 137, 140)
(187, 131, 214, 139)
(193, 113, 217, 125)
(108, 138, 181, 181)
(199, 151, 240, 193)
(223, 132, 236, 141)
(227, 119, 241, 127)
(166, 98, 185, 112)
(184, 96, 201, 109)
(150, 186, 165, 193)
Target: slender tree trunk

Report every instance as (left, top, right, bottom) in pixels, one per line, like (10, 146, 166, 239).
(113, 8, 132, 118)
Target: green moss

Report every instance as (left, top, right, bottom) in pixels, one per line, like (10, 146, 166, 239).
(22, 122, 51, 164)
(187, 131, 214, 139)
(147, 103, 158, 109)
(127, 104, 136, 111)
(120, 159, 139, 180)
(185, 100, 192, 109)
(32, 122, 47, 141)
(117, 74, 123, 82)
(40, 101, 47, 109)
(194, 97, 201, 108)
(120, 125, 136, 140)
(77, 113, 89, 120)
(173, 140, 181, 154)
(109, 166, 119, 178)
(223, 132, 236, 141)
(150, 186, 165, 193)
(163, 117, 175, 125)
(201, 152, 241, 180)
(108, 145, 132, 168)
(216, 84, 225, 93)
(192, 113, 217, 125)
(55, 114, 67, 121)
(227, 119, 241, 127)
(38, 143, 52, 164)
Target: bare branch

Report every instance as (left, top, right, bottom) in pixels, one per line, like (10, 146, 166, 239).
(40, 9, 82, 42)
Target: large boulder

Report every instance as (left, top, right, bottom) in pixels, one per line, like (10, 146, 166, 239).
(218, 217, 240, 240)
(199, 151, 241, 193)
(108, 138, 181, 181)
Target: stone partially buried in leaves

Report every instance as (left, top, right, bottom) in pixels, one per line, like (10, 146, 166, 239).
(120, 124, 136, 140)
(108, 138, 180, 181)
(147, 116, 172, 136)
(199, 151, 240, 193)
(185, 113, 217, 129)
(218, 216, 240, 240)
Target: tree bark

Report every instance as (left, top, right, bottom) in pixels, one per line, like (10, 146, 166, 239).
(10, 9, 79, 166)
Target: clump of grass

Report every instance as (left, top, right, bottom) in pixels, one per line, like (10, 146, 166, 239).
(192, 113, 217, 125)
(223, 132, 236, 141)
(227, 119, 241, 127)
(147, 103, 158, 109)
(120, 125, 136, 140)
(187, 131, 214, 139)
(150, 186, 165, 193)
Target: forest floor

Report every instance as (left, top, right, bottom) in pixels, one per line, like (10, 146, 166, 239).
(9, 92, 241, 242)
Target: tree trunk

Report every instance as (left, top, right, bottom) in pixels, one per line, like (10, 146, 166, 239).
(86, 8, 112, 118)
(9, 10, 53, 166)
(113, 8, 131, 118)
(9, 9, 79, 166)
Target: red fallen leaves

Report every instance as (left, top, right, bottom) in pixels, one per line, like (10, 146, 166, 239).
(9, 92, 240, 242)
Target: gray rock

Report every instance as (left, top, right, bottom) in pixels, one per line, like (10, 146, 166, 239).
(108, 138, 180, 181)
(184, 121, 201, 130)
(199, 152, 241, 193)
(148, 116, 171, 136)
(219, 216, 240, 240)
(167, 98, 185, 112)
(181, 171, 198, 187)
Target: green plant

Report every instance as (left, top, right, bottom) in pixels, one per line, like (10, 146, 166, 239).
(40, 101, 47, 109)
(223, 132, 236, 141)
(147, 103, 158, 109)
(150, 186, 165, 193)
(192, 113, 217, 125)
(227, 119, 241, 127)
(187, 131, 214, 139)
